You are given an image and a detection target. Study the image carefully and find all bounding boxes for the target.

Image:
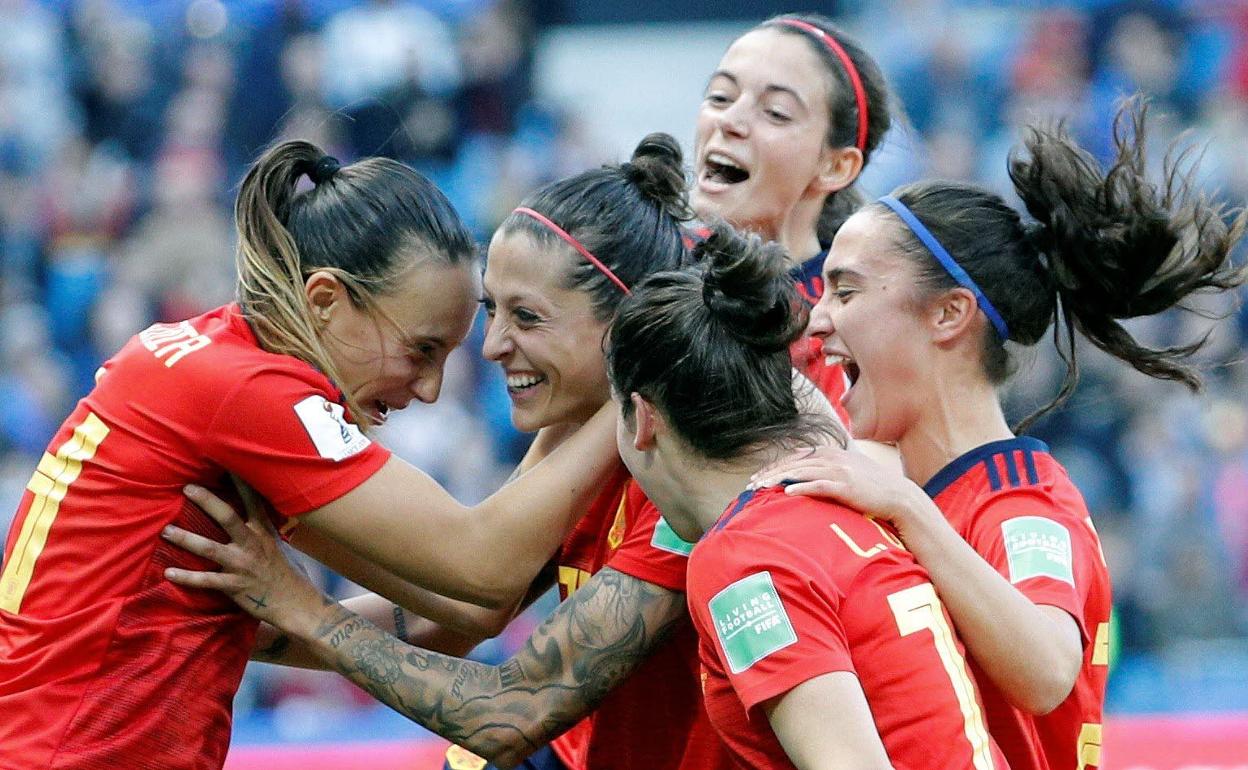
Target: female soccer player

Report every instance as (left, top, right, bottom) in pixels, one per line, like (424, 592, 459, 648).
(688, 12, 892, 406)
(167, 10, 901, 766)
(751, 101, 1246, 770)
(0, 141, 621, 769)
(171, 224, 1012, 770)
(171, 133, 731, 770)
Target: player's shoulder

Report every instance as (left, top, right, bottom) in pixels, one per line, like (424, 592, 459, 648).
(695, 486, 874, 572)
(154, 306, 327, 388)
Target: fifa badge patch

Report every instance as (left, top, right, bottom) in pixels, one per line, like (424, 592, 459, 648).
(293, 395, 371, 461)
(1002, 516, 1074, 585)
(651, 516, 695, 556)
(708, 571, 797, 673)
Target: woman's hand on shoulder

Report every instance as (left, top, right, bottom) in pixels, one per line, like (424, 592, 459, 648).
(749, 445, 932, 532)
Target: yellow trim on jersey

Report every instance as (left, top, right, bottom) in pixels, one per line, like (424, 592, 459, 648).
(607, 493, 628, 550)
(1077, 723, 1102, 770)
(1092, 622, 1110, 666)
(1, 412, 110, 614)
(444, 745, 488, 770)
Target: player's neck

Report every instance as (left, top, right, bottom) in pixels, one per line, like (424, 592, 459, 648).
(661, 457, 760, 538)
(775, 210, 822, 269)
(896, 378, 1014, 489)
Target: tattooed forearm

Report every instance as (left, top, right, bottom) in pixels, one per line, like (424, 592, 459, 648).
(392, 605, 409, 642)
(303, 568, 685, 767)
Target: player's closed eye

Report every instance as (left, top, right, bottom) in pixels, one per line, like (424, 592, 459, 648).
(513, 308, 541, 326)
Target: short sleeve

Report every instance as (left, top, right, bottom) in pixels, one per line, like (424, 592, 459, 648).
(202, 368, 391, 517)
(687, 532, 855, 713)
(604, 481, 693, 592)
(962, 489, 1098, 641)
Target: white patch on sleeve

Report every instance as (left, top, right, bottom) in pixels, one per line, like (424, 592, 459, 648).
(293, 395, 371, 461)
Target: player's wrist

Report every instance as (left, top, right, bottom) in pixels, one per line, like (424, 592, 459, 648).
(887, 482, 941, 540)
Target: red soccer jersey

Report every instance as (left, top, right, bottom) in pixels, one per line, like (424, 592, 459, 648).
(0, 304, 390, 770)
(686, 486, 1009, 770)
(443, 466, 731, 770)
(925, 437, 1112, 770)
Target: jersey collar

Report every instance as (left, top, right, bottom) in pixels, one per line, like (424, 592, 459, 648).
(922, 436, 1050, 498)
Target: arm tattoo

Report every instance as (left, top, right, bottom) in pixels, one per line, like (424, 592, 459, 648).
(305, 568, 686, 766)
(392, 605, 409, 642)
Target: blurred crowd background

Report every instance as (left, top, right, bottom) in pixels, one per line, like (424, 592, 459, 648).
(1, 0, 1247, 739)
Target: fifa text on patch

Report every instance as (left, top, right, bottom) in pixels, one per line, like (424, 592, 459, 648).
(1002, 516, 1074, 585)
(708, 571, 797, 673)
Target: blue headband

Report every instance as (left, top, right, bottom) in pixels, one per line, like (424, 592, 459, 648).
(877, 195, 1010, 341)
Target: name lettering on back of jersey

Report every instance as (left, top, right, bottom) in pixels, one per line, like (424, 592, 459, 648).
(830, 517, 905, 559)
(1002, 516, 1074, 585)
(140, 321, 212, 367)
(293, 395, 371, 461)
(651, 516, 695, 557)
(708, 571, 797, 674)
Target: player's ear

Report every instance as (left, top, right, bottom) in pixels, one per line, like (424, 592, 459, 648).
(814, 145, 863, 195)
(305, 270, 348, 324)
(630, 392, 661, 452)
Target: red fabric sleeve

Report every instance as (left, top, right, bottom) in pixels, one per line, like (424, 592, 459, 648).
(604, 481, 691, 592)
(962, 488, 1097, 642)
(689, 531, 855, 713)
(202, 368, 391, 518)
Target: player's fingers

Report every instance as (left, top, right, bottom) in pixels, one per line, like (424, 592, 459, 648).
(247, 507, 282, 540)
(161, 525, 240, 568)
(750, 462, 834, 489)
(783, 480, 848, 500)
(164, 567, 244, 594)
(184, 484, 252, 543)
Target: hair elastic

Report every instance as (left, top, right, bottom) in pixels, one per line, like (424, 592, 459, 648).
(513, 207, 631, 295)
(776, 18, 870, 153)
(310, 155, 340, 185)
(878, 195, 1011, 340)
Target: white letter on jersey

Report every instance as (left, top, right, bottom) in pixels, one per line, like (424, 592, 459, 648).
(294, 395, 371, 461)
(139, 321, 212, 367)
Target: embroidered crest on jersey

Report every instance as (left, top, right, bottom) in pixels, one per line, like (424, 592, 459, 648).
(293, 395, 371, 461)
(708, 571, 797, 674)
(1002, 516, 1074, 585)
(651, 516, 695, 556)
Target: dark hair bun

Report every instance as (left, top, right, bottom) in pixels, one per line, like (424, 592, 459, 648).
(695, 222, 805, 353)
(626, 132, 692, 221)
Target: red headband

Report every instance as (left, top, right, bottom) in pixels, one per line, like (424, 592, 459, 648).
(513, 207, 631, 295)
(777, 18, 870, 153)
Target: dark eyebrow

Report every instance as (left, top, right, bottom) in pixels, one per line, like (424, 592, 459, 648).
(762, 83, 807, 109)
(824, 267, 863, 284)
(705, 70, 807, 110)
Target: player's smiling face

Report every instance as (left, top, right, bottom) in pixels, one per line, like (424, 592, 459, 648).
(481, 229, 613, 432)
(318, 256, 479, 427)
(691, 27, 835, 241)
(807, 210, 931, 443)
